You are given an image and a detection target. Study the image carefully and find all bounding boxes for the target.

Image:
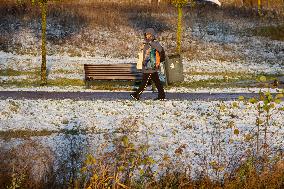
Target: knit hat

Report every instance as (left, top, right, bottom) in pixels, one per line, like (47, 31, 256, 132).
(144, 28, 157, 39)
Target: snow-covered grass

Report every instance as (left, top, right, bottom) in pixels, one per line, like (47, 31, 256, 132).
(0, 50, 283, 92)
(0, 98, 283, 181)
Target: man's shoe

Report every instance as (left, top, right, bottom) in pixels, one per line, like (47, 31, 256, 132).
(130, 93, 140, 101)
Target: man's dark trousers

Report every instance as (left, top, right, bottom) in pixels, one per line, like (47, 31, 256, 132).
(134, 72, 165, 98)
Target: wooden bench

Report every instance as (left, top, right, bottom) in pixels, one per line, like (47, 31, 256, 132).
(84, 63, 142, 88)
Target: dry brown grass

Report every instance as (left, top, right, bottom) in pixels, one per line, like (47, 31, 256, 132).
(0, 136, 283, 188)
(78, 135, 284, 189)
(0, 140, 55, 189)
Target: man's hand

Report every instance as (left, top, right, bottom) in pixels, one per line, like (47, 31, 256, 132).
(140, 44, 145, 50)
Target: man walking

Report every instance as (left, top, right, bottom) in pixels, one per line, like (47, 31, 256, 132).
(130, 28, 166, 101)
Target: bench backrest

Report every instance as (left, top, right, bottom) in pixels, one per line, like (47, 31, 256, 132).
(84, 63, 142, 80)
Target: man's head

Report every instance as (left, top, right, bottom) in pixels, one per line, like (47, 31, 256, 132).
(145, 32, 153, 41)
(144, 28, 157, 41)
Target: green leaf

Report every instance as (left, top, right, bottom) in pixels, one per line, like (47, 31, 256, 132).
(239, 96, 245, 101)
(249, 98, 257, 104)
(232, 102, 239, 108)
(275, 99, 281, 104)
(275, 94, 284, 99)
(147, 157, 155, 164)
(81, 167, 87, 173)
(122, 136, 129, 146)
(209, 161, 217, 166)
(85, 154, 96, 165)
(139, 169, 144, 175)
(118, 166, 125, 172)
(267, 95, 273, 101)
(219, 104, 226, 111)
(259, 76, 267, 82)
(263, 104, 270, 112)
(234, 129, 240, 135)
(278, 107, 284, 111)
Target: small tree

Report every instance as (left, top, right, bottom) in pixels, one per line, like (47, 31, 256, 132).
(17, 0, 59, 85)
(38, 0, 48, 85)
(171, 0, 188, 54)
(258, 0, 262, 15)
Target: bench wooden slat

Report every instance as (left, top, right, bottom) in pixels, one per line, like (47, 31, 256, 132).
(84, 65, 135, 68)
(86, 74, 142, 77)
(85, 70, 141, 73)
(85, 69, 139, 72)
(86, 76, 142, 80)
(86, 72, 141, 74)
(85, 66, 135, 68)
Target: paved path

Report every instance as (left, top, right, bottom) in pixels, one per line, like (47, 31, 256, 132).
(0, 91, 266, 101)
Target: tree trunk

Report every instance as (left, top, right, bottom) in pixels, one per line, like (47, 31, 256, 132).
(258, 0, 262, 15)
(40, 1, 47, 85)
(176, 5, 182, 54)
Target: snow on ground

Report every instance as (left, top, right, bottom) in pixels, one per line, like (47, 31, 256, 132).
(0, 99, 283, 178)
(184, 59, 284, 75)
(0, 86, 283, 94)
(0, 51, 136, 72)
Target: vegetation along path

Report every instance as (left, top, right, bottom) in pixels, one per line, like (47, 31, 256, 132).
(0, 91, 276, 101)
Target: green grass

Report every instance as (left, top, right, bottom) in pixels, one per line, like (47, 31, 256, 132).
(185, 71, 250, 77)
(0, 129, 89, 140)
(86, 80, 137, 91)
(0, 68, 82, 77)
(52, 69, 81, 74)
(171, 78, 246, 89)
(0, 128, 111, 140)
(171, 73, 282, 89)
(1, 72, 282, 90)
(0, 78, 137, 90)
(0, 78, 84, 87)
(0, 68, 40, 77)
(48, 78, 85, 86)
(0, 130, 58, 140)
(251, 25, 284, 41)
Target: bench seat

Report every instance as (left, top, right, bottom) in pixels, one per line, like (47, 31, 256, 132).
(84, 63, 142, 87)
